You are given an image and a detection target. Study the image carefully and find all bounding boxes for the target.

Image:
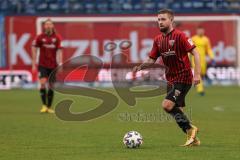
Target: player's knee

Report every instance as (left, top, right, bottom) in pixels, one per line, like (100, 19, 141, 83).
(162, 100, 174, 112)
(39, 78, 47, 88)
(40, 84, 45, 89)
(48, 89, 54, 96)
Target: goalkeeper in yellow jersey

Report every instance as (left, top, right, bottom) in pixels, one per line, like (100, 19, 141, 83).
(191, 26, 214, 96)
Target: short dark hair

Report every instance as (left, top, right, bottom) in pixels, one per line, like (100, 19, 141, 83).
(158, 9, 174, 20)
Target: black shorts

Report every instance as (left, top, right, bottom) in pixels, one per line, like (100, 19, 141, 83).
(165, 83, 192, 107)
(38, 66, 56, 81)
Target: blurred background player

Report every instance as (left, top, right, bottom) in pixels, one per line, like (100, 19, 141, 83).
(191, 26, 214, 96)
(32, 19, 63, 113)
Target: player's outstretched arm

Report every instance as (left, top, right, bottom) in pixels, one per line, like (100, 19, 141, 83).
(31, 46, 37, 71)
(133, 57, 156, 73)
(190, 48, 201, 85)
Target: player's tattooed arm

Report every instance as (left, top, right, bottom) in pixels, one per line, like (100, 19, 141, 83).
(190, 48, 201, 85)
(31, 46, 37, 71)
(133, 57, 156, 73)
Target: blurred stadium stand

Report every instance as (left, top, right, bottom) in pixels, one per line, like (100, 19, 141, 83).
(0, 0, 240, 15)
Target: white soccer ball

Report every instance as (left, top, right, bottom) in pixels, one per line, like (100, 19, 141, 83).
(123, 131, 143, 148)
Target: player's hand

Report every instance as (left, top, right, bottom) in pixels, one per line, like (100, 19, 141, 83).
(193, 74, 201, 86)
(58, 63, 63, 72)
(133, 66, 141, 73)
(32, 64, 36, 72)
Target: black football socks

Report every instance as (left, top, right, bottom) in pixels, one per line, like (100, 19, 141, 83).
(168, 106, 192, 133)
(40, 88, 47, 106)
(47, 89, 54, 108)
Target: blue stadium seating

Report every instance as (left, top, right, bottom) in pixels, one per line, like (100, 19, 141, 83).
(0, 0, 240, 15)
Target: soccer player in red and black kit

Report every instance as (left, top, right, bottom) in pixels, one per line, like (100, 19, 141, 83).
(32, 19, 63, 113)
(133, 9, 201, 146)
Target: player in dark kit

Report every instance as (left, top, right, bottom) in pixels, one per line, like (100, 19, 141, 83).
(133, 9, 201, 146)
(32, 19, 63, 113)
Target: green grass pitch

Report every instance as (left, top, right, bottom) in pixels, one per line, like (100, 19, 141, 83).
(0, 86, 240, 160)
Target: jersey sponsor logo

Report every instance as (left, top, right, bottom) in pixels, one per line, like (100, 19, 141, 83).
(43, 44, 56, 48)
(52, 38, 56, 43)
(161, 50, 176, 57)
(160, 39, 176, 57)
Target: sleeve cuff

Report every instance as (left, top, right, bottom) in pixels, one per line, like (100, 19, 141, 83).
(186, 45, 196, 52)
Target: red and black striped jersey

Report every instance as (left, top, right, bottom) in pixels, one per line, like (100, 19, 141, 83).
(149, 29, 195, 84)
(32, 32, 62, 69)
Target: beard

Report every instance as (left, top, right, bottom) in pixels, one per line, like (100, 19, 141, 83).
(45, 28, 53, 35)
(159, 26, 169, 33)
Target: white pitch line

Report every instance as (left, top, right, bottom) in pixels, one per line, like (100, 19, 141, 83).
(213, 106, 225, 112)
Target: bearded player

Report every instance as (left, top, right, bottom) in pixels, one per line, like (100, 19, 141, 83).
(32, 19, 63, 113)
(133, 9, 201, 146)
